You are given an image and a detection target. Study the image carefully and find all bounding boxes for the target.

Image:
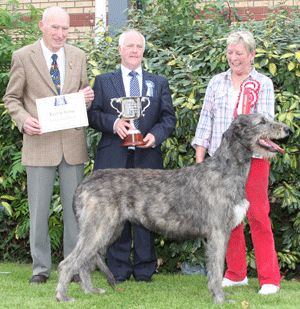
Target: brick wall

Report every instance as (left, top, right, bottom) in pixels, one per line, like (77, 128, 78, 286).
(199, 0, 299, 20)
(1, 0, 97, 41)
(221, 0, 298, 21)
(1, 0, 299, 40)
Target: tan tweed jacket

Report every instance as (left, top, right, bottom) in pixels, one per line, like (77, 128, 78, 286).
(3, 39, 90, 166)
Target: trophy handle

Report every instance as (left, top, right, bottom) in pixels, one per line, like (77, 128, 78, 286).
(110, 98, 122, 117)
(141, 97, 150, 117)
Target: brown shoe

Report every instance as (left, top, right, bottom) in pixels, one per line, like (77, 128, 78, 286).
(29, 275, 48, 284)
(71, 274, 82, 283)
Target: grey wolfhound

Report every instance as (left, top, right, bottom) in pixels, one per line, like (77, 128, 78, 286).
(56, 114, 289, 304)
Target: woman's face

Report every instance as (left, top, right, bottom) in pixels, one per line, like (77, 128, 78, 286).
(227, 42, 255, 76)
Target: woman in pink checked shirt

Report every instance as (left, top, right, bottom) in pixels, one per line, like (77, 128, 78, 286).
(192, 30, 281, 295)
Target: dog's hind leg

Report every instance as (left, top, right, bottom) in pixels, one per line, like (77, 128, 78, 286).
(56, 237, 104, 302)
(205, 229, 234, 304)
(95, 251, 116, 289)
(79, 254, 106, 294)
(56, 248, 80, 302)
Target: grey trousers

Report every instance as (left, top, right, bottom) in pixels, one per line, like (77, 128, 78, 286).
(26, 157, 84, 277)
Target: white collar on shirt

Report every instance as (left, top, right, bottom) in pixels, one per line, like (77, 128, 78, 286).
(40, 39, 65, 89)
(40, 39, 64, 68)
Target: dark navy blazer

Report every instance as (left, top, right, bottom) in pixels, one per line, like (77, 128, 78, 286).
(88, 68, 176, 170)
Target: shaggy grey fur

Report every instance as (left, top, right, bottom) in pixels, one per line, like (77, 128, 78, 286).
(56, 114, 289, 304)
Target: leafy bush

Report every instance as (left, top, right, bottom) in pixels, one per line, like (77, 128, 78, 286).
(1, 0, 300, 278)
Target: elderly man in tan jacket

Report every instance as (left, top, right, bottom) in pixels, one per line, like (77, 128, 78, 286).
(3, 6, 94, 284)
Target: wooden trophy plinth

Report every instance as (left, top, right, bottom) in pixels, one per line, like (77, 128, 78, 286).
(121, 130, 146, 146)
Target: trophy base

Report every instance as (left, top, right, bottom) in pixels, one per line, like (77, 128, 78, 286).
(121, 132, 145, 147)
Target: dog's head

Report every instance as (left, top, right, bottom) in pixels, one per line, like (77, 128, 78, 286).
(229, 114, 290, 159)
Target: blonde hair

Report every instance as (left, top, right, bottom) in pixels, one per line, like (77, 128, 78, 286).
(227, 30, 256, 54)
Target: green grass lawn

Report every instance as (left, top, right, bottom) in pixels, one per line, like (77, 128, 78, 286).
(1, 262, 300, 308)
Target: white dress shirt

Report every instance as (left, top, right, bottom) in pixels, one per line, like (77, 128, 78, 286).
(40, 39, 66, 92)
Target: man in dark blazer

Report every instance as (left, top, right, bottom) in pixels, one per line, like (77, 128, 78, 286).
(88, 29, 176, 283)
(4, 6, 94, 284)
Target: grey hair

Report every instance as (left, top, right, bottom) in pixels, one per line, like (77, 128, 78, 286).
(227, 30, 256, 54)
(118, 29, 145, 50)
(42, 6, 70, 25)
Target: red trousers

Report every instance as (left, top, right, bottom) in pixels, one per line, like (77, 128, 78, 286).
(224, 159, 281, 287)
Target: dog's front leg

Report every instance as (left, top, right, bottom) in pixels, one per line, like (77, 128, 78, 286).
(205, 229, 235, 304)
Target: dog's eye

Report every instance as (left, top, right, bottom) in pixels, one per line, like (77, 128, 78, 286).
(259, 118, 266, 125)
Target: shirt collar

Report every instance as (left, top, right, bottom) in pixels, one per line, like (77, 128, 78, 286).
(40, 39, 64, 61)
(225, 65, 257, 81)
(121, 64, 142, 77)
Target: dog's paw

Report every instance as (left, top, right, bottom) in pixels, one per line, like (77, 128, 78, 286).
(82, 287, 106, 294)
(56, 295, 75, 303)
(93, 287, 106, 294)
(213, 294, 236, 304)
(227, 299, 236, 304)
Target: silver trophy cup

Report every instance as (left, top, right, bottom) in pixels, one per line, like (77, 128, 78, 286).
(110, 96, 150, 146)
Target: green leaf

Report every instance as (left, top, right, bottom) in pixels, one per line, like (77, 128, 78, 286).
(1, 201, 12, 216)
(280, 53, 294, 59)
(288, 62, 295, 71)
(269, 63, 277, 76)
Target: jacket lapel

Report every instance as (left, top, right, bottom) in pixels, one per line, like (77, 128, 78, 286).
(111, 68, 126, 98)
(63, 44, 74, 94)
(30, 40, 57, 94)
(142, 70, 155, 109)
(142, 70, 148, 97)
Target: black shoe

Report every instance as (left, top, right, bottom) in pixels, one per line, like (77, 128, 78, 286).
(135, 275, 152, 283)
(29, 275, 48, 284)
(115, 276, 128, 284)
(71, 274, 82, 283)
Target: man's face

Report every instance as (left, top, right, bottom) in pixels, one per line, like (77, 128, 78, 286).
(39, 9, 69, 53)
(119, 32, 144, 71)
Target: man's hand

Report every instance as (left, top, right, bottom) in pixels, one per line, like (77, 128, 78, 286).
(137, 133, 155, 148)
(115, 119, 134, 139)
(23, 117, 42, 136)
(79, 86, 94, 104)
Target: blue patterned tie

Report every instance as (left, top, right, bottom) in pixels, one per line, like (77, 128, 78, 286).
(50, 54, 61, 95)
(129, 71, 140, 96)
(129, 71, 140, 128)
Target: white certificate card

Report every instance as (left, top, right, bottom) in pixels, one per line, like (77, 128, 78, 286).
(36, 92, 88, 133)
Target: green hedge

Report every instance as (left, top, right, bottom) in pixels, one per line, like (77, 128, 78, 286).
(1, 0, 300, 277)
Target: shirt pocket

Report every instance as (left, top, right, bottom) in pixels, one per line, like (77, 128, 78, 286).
(213, 87, 229, 114)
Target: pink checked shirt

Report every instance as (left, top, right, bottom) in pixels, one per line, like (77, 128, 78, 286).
(192, 67, 275, 157)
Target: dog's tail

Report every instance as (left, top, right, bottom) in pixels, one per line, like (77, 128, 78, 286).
(96, 253, 116, 290)
(72, 185, 84, 221)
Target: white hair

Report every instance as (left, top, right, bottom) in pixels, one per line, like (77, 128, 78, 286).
(118, 29, 145, 50)
(227, 30, 256, 55)
(42, 6, 70, 25)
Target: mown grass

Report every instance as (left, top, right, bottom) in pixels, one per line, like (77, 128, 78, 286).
(1, 262, 300, 308)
